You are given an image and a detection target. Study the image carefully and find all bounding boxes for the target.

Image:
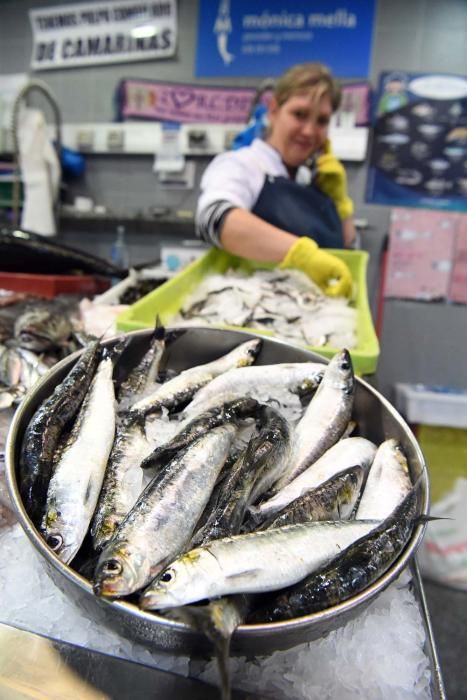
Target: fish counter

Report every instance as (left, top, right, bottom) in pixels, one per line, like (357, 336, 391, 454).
(0, 333, 446, 700)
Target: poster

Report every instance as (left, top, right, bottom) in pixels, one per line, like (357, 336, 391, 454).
(384, 208, 458, 301)
(29, 0, 177, 70)
(366, 72, 467, 211)
(116, 78, 371, 125)
(448, 216, 467, 304)
(117, 78, 260, 123)
(195, 0, 376, 78)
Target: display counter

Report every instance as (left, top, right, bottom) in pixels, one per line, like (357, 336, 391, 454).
(0, 405, 445, 700)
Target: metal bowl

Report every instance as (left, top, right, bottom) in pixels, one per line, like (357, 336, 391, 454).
(6, 327, 429, 657)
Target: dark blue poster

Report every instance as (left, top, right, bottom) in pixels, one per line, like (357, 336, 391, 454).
(366, 71, 467, 212)
(195, 0, 376, 78)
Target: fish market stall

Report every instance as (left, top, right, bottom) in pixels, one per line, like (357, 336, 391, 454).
(1, 327, 445, 699)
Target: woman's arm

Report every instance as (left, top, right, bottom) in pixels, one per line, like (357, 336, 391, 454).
(342, 217, 357, 248)
(220, 208, 298, 261)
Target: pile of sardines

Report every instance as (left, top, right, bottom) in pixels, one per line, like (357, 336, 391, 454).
(19, 323, 418, 624)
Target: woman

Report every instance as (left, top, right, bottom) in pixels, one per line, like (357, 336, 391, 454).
(196, 63, 355, 297)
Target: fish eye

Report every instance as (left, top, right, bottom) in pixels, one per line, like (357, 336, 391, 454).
(160, 568, 174, 583)
(102, 559, 122, 576)
(46, 534, 63, 551)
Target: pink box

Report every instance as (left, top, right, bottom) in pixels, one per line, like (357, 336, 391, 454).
(384, 209, 459, 301)
(448, 217, 467, 304)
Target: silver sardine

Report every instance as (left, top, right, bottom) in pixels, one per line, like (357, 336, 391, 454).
(127, 339, 262, 418)
(20, 338, 102, 526)
(356, 439, 412, 520)
(40, 355, 116, 563)
(272, 349, 355, 490)
(252, 437, 377, 521)
(248, 489, 418, 622)
(140, 518, 380, 609)
(93, 423, 237, 597)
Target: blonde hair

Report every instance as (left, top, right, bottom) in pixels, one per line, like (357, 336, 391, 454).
(273, 63, 341, 112)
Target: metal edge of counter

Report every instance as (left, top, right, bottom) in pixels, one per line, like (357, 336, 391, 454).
(411, 558, 446, 700)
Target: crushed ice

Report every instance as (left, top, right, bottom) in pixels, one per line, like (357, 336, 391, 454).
(0, 523, 432, 698)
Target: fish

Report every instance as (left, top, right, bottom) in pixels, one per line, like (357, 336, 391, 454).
(356, 439, 412, 520)
(189, 445, 249, 534)
(14, 346, 51, 389)
(139, 518, 381, 610)
(91, 323, 169, 551)
(93, 423, 237, 597)
(183, 361, 324, 416)
(171, 268, 358, 352)
(90, 415, 153, 552)
(140, 397, 260, 471)
(271, 349, 355, 490)
(163, 595, 253, 700)
(257, 465, 366, 530)
(0, 384, 26, 409)
(127, 338, 262, 419)
(116, 317, 166, 404)
(0, 226, 126, 277)
(0, 344, 22, 387)
(247, 489, 418, 622)
(251, 437, 377, 521)
(40, 353, 117, 563)
(190, 405, 291, 547)
(14, 308, 73, 352)
(19, 338, 102, 526)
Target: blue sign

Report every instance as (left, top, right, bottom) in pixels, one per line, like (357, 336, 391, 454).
(195, 0, 376, 78)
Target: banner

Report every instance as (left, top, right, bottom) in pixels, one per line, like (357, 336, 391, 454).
(117, 78, 371, 125)
(195, 0, 375, 78)
(366, 71, 467, 211)
(29, 0, 177, 70)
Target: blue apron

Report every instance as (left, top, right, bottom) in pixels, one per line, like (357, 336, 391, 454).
(252, 175, 344, 249)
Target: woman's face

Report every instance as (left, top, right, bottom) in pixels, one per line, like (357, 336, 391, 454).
(267, 91, 333, 168)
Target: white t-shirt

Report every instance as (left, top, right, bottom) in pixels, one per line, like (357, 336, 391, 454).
(196, 139, 312, 246)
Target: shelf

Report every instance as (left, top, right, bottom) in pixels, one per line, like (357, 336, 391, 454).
(1, 122, 369, 162)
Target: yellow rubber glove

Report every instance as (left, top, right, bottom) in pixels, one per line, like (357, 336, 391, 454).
(315, 139, 354, 220)
(279, 237, 352, 297)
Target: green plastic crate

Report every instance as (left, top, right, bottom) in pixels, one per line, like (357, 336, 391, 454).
(117, 248, 380, 375)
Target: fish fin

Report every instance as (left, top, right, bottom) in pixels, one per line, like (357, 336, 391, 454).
(151, 314, 166, 341)
(416, 515, 454, 523)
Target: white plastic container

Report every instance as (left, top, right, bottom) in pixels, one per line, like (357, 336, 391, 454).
(394, 383, 467, 428)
